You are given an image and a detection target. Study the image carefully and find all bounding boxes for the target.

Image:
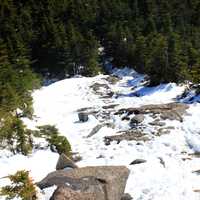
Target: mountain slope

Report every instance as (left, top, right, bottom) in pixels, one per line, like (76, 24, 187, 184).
(1, 68, 200, 200)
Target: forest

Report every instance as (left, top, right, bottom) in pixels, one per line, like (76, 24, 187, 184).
(0, 0, 200, 154)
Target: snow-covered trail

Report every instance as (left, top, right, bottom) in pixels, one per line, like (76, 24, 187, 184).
(1, 68, 200, 200)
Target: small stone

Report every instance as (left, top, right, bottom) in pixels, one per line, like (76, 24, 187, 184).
(130, 114, 145, 126)
(121, 193, 133, 200)
(130, 159, 147, 165)
(104, 139, 111, 146)
(96, 155, 105, 159)
(158, 157, 165, 168)
(149, 121, 166, 126)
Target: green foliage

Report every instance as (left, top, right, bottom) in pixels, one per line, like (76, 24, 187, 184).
(0, 0, 200, 88)
(0, 117, 33, 155)
(37, 125, 72, 157)
(0, 170, 37, 200)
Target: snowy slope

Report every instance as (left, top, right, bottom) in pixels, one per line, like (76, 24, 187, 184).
(1, 68, 200, 200)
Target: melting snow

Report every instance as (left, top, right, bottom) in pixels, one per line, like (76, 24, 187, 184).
(1, 68, 200, 199)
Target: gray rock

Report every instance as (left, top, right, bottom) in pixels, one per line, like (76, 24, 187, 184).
(78, 112, 88, 122)
(115, 103, 189, 122)
(50, 186, 95, 200)
(121, 193, 133, 200)
(149, 121, 166, 127)
(102, 104, 119, 109)
(130, 159, 147, 165)
(50, 176, 106, 200)
(160, 111, 183, 122)
(158, 157, 165, 168)
(192, 169, 200, 175)
(38, 166, 130, 200)
(104, 139, 111, 146)
(87, 124, 104, 138)
(56, 153, 78, 170)
(130, 114, 145, 125)
(104, 131, 150, 144)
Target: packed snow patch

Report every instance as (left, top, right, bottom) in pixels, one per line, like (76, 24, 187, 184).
(1, 68, 200, 200)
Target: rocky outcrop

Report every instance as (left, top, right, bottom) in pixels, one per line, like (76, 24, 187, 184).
(37, 166, 130, 200)
(130, 159, 147, 165)
(115, 102, 189, 122)
(87, 124, 105, 138)
(90, 82, 113, 98)
(104, 131, 150, 145)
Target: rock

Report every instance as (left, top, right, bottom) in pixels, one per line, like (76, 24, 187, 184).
(192, 169, 200, 175)
(149, 120, 166, 127)
(96, 154, 105, 159)
(90, 83, 110, 91)
(102, 104, 119, 110)
(160, 111, 183, 122)
(130, 114, 145, 126)
(50, 186, 94, 200)
(121, 116, 130, 121)
(104, 75, 120, 84)
(56, 153, 78, 170)
(50, 176, 106, 200)
(105, 122, 115, 129)
(38, 166, 130, 200)
(155, 129, 170, 136)
(115, 103, 189, 122)
(155, 126, 174, 136)
(87, 123, 115, 138)
(121, 193, 133, 200)
(104, 131, 150, 145)
(78, 112, 88, 122)
(130, 159, 146, 165)
(104, 139, 111, 146)
(158, 157, 165, 168)
(87, 124, 104, 138)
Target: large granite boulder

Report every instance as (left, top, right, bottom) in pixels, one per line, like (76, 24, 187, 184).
(37, 166, 130, 200)
(50, 176, 106, 200)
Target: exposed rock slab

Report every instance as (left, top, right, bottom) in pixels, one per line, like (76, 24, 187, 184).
(104, 131, 150, 145)
(50, 177, 106, 200)
(38, 166, 130, 200)
(115, 103, 189, 122)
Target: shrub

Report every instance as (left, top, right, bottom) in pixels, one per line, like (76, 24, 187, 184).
(0, 170, 37, 200)
(37, 125, 72, 157)
(0, 117, 33, 155)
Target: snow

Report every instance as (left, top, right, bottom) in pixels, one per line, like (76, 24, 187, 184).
(1, 68, 200, 199)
